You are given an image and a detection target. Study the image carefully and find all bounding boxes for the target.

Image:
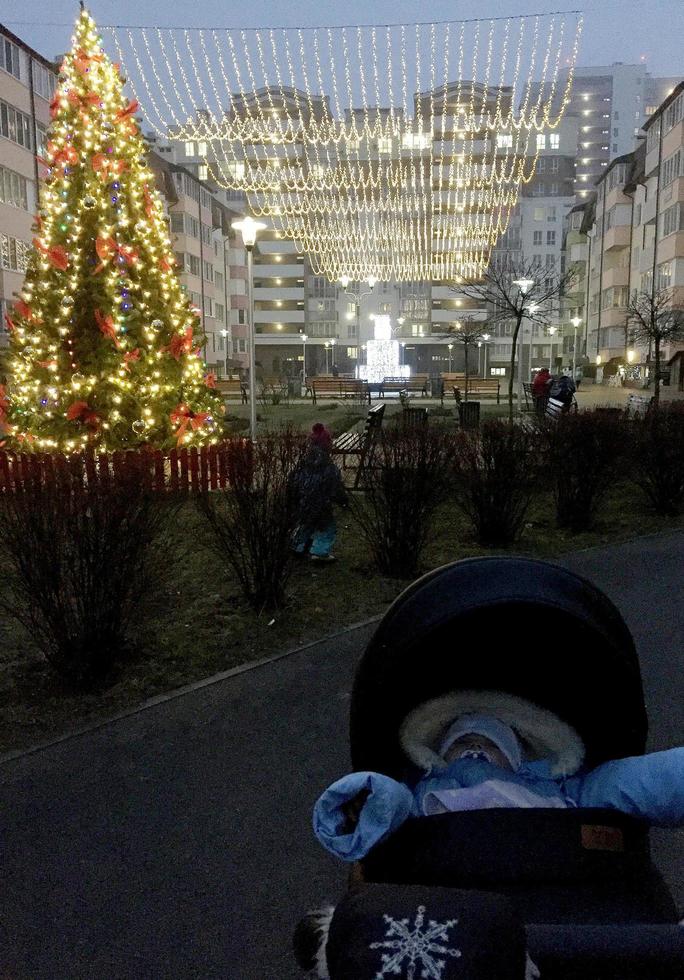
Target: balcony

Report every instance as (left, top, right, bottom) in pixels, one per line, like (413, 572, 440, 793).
(602, 266, 630, 289)
(254, 310, 305, 325)
(253, 287, 305, 300)
(658, 231, 684, 264)
(252, 263, 303, 278)
(603, 225, 631, 251)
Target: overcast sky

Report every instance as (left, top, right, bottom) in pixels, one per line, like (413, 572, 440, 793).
(3, 0, 683, 77)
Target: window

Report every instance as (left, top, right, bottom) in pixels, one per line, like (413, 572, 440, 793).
(0, 234, 30, 272)
(549, 133, 560, 150)
(613, 143, 618, 153)
(204, 296, 214, 317)
(200, 188, 211, 209)
(661, 203, 683, 238)
(613, 128, 619, 138)
(346, 347, 358, 358)
(664, 93, 683, 132)
(0, 100, 32, 150)
(197, 141, 208, 156)
(32, 62, 55, 101)
(184, 141, 195, 156)
(656, 262, 672, 291)
(534, 207, 545, 221)
(201, 223, 212, 246)
(238, 309, 245, 324)
(221, 160, 245, 180)
(1, 37, 21, 79)
(532, 253, 542, 267)
(532, 183, 546, 197)
(549, 182, 559, 195)
(170, 212, 185, 234)
(662, 150, 682, 187)
(549, 158, 560, 173)
(0, 165, 29, 209)
(186, 253, 200, 275)
(402, 131, 431, 151)
(536, 158, 546, 173)
(35, 122, 47, 156)
(547, 230, 556, 245)
(347, 323, 357, 338)
(536, 134, 546, 150)
(613, 111, 619, 121)
(490, 367, 506, 376)
(545, 253, 556, 268)
(377, 137, 392, 154)
(496, 133, 513, 149)
(379, 302, 392, 313)
(547, 206, 557, 222)
(533, 230, 543, 245)
(233, 338, 246, 353)
(203, 260, 214, 282)
(215, 302, 225, 323)
(214, 270, 224, 291)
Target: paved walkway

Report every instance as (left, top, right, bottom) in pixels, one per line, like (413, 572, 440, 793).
(1, 533, 683, 979)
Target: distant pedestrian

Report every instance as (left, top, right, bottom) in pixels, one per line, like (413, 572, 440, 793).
(532, 367, 552, 415)
(549, 372, 576, 412)
(331, 363, 340, 378)
(292, 423, 348, 562)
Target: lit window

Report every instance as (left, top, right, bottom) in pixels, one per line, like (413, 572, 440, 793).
(497, 133, 513, 149)
(377, 137, 392, 154)
(184, 141, 195, 156)
(549, 134, 560, 150)
(197, 141, 207, 156)
(536, 134, 546, 150)
(198, 164, 208, 181)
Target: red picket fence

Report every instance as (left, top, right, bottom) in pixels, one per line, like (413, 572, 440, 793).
(0, 441, 250, 495)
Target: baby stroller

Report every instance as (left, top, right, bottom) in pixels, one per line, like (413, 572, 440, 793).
(296, 557, 684, 979)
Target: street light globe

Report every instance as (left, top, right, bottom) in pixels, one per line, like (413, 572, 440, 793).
(397, 316, 406, 325)
(627, 349, 635, 363)
(331, 338, 336, 346)
(339, 275, 350, 288)
(482, 333, 490, 341)
(528, 303, 540, 315)
(596, 355, 602, 366)
(367, 276, 378, 288)
(231, 215, 267, 248)
(345, 312, 354, 320)
(548, 326, 557, 335)
(448, 343, 453, 350)
(513, 277, 535, 295)
(571, 316, 582, 328)
(301, 333, 308, 342)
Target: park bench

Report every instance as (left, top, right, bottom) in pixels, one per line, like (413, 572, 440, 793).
(259, 376, 289, 403)
(311, 378, 371, 404)
(545, 396, 578, 419)
(627, 393, 653, 417)
(332, 402, 385, 489)
(401, 404, 429, 427)
(453, 379, 501, 403)
(381, 375, 429, 397)
(216, 378, 247, 403)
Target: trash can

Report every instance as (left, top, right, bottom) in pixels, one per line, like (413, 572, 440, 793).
(459, 400, 480, 429)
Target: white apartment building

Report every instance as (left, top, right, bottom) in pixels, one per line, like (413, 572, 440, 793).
(0, 25, 56, 348)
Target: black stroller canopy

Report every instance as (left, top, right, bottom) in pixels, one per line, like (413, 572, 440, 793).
(350, 557, 647, 777)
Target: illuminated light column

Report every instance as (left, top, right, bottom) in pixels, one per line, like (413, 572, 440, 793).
(365, 315, 400, 383)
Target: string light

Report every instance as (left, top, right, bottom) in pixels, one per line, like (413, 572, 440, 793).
(107, 12, 583, 282)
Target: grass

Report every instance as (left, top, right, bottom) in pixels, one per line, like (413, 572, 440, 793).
(0, 471, 682, 757)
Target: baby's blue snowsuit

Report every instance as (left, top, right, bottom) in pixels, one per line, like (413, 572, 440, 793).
(314, 749, 684, 861)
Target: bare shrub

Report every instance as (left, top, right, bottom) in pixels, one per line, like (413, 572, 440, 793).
(352, 427, 452, 578)
(196, 431, 306, 610)
(630, 405, 684, 516)
(542, 409, 627, 531)
(453, 420, 537, 547)
(0, 459, 173, 688)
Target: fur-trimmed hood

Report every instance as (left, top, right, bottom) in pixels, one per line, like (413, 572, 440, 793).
(400, 690, 585, 777)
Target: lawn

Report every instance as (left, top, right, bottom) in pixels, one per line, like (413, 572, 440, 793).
(0, 473, 682, 756)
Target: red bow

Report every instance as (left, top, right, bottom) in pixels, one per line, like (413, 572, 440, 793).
(4, 313, 16, 334)
(169, 404, 211, 446)
(204, 372, 217, 389)
(159, 255, 176, 273)
(37, 359, 58, 370)
(166, 327, 194, 361)
(49, 92, 61, 119)
(143, 185, 157, 218)
(33, 239, 69, 271)
(67, 400, 99, 428)
(95, 309, 121, 347)
(47, 140, 79, 169)
(73, 47, 104, 76)
(93, 236, 138, 274)
(123, 348, 141, 371)
(92, 153, 126, 181)
(14, 299, 41, 323)
(0, 385, 9, 416)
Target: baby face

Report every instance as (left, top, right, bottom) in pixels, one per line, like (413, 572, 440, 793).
(444, 733, 512, 770)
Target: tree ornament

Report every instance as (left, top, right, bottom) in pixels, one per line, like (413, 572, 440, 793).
(132, 419, 146, 435)
(150, 318, 164, 330)
(83, 194, 97, 209)
(61, 295, 75, 308)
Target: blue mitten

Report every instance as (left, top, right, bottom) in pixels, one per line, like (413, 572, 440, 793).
(313, 771, 416, 861)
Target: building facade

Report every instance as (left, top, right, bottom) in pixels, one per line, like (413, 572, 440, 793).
(0, 25, 56, 348)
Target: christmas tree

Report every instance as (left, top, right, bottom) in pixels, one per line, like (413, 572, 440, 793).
(3, 6, 222, 452)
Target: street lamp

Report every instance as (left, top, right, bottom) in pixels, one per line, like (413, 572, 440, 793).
(330, 337, 336, 372)
(324, 342, 331, 374)
(482, 332, 490, 378)
(339, 275, 376, 353)
(512, 277, 535, 412)
(548, 325, 557, 371)
(447, 342, 454, 372)
(570, 315, 582, 378)
(231, 215, 267, 443)
(301, 332, 307, 391)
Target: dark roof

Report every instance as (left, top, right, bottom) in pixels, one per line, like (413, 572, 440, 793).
(594, 150, 635, 188)
(0, 23, 57, 72)
(643, 80, 684, 131)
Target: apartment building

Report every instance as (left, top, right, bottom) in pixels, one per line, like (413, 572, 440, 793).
(0, 25, 56, 346)
(147, 146, 247, 376)
(578, 81, 684, 378)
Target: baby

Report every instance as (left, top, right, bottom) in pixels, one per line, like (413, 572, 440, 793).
(314, 704, 684, 862)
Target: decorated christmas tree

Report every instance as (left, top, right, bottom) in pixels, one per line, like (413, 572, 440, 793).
(3, 6, 221, 452)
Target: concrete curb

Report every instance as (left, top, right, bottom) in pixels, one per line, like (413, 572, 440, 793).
(0, 614, 382, 767)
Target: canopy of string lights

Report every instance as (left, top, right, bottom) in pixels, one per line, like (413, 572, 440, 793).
(108, 11, 583, 283)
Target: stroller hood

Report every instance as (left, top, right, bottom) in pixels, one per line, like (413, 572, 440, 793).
(350, 557, 647, 778)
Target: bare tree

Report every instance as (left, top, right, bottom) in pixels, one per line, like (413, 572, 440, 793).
(452, 259, 574, 421)
(440, 316, 484, 401)
(626, 289, 684, 407)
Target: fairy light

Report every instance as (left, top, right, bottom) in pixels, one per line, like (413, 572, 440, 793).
(5, 7, 220, 453)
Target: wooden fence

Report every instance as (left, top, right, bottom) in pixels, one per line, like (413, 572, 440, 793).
(0, 441, 250, 494)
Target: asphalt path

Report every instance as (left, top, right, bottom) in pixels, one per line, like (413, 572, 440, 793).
(1, 532, 683, 979)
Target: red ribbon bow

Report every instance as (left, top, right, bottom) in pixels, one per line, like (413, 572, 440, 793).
(143, 185, 157, 219)
(204, 372, 217, 389)
(93, 236, 139, 275)
(123, 348, 141, 371)
(95, 309, 121, 347)
(92, 153, 126, 181)
(159, 255, 176, 272)
(14, 299, 41, 323)
(73, 47, 104, 76)
(169, 404, 211, 446)
(166, 327, 194, 361)
(33, 239, 69, 271)
(47, 140, 79, 169)
(4, 313, 16, 334)
(67, 400, 99, 428)
(37, 359, 58, 370)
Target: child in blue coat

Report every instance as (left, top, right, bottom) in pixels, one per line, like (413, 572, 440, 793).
(314, 692, 684, 861)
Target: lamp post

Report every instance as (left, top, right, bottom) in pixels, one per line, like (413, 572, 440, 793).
(231, 216, 266, 443)
(570, 315, 582, 379)
(482, 332, 490, 378)
(447, 343, 453, 372)
(513, 277, 535, 412)
(548, 325, 557, 371)
(301, 332, 307, 392)
(330, 336, 336, 373)
(324, 342, 331, 374)
(400, 341, 406, 367)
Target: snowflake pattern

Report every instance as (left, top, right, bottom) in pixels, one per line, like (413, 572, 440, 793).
(369, 904, 462, 979)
